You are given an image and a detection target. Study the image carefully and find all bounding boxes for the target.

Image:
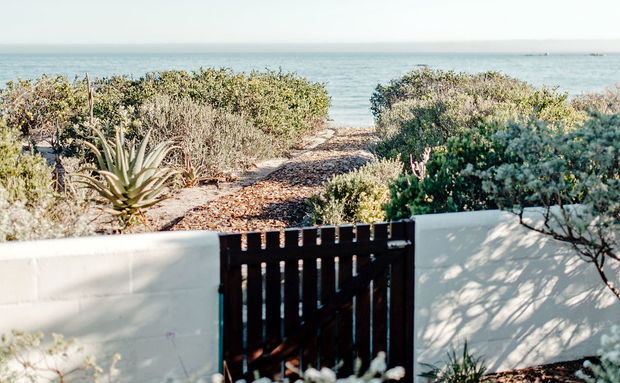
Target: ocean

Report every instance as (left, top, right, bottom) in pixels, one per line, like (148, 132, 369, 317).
(0, 52, 618, 126)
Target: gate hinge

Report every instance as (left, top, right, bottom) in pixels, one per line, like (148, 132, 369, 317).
(387, 240, 411, 249)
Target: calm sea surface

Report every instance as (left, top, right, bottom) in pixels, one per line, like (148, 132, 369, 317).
(0, 52, 619, 126)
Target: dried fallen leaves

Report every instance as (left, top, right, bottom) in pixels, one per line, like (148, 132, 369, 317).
(168, 127, 376, 233)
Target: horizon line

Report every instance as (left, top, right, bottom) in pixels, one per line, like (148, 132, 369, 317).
(1, 39, 620, 54)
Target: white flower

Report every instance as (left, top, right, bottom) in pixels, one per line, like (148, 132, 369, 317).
(305, 368, 322, 381)
(320, 367, 337, 382)
(212, 373, 225, 383)
(369, 353, 387, 373)
(603, 350, 620, 364)
(384, 367, 405, 381)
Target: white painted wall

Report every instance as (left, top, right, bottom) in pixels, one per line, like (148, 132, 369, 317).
(0, 231, 220, 383)
(413, 209, 620, 381)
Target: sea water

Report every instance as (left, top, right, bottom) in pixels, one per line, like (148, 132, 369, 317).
(0, 52, 618, 126)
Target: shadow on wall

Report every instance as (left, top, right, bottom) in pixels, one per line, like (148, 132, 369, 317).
(413, 209, 619, 374)
(0, 231, 221, 383)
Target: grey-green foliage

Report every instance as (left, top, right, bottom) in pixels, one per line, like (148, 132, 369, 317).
(419, 341, 493, 383)
(572, 84, 620, 115)
(137, 95, 274, 179)
(307, 159, 403, 225)
(0, 69, 330, 155)
(0, 186, 94, 242)
(577, 325, 620, 383)
(0, 330, 120, 383)
(0, 124, 94, 242)
(482, 113, 620, 299)
(371, 69, 585, 163)
(0, 124, 54, 206)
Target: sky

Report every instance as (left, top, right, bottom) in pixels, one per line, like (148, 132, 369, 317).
(2, 0, 620, 50)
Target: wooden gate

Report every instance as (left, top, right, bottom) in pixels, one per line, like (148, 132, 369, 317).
(219, 220, 415, 382)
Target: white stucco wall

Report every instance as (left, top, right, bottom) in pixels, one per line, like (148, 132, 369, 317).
(414, 209, 619, 381)
(0, 231, 220, 383)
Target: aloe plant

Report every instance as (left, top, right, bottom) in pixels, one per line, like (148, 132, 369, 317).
(77, 128, 177, 224)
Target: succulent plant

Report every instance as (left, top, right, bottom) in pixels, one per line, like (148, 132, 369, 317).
(77, 127, 177, 224)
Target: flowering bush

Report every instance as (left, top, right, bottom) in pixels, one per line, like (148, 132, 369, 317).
(482, 113, 620, 299)
(576, 325, 620, 383)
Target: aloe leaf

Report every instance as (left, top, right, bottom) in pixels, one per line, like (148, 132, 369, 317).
(134, 130, 152, 171)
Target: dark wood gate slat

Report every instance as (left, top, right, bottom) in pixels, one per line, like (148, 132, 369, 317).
(263, 230, 283, 378)
(354, 224, 371, 368)
(221, 220, 415, 382)
(220, 233, 244, 381)
(248, 247, 399, 374)
(319, 226, 336, 368)
(337, 225, 354, 375)
(265, 231, 282, 351)
(246, 232, 263, 365)
(302, 228, 319, 369)
(388, 222, 406, 368)
(283, 229, 301, 372)
(404, 221, 416, 381)
(371, 223, 389, 359)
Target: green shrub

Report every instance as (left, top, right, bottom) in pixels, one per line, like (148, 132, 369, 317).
(1, 69, 330, 158)
(0, 75, 88, 140)
(384, 120, 517, 220)
(0, 123, 95, 242)
(137, 95, 274, 179)
(419, 341, 492, 383)
(572, 84, 620, 115)
(0, 124, 54, 205)
(371, 69, 584, 162)
(308, 159, 403, 225)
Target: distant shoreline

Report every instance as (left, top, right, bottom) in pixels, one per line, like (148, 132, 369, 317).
(1, 40, 620, 54)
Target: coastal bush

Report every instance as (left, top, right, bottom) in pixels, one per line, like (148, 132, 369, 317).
(1, 330, 120, 383)
(371, 69, 584, 162)
(481, 113, 620, 299)
(136, 68, 330, 143)
(0, 124, 54, 205)
(384, 120, 515, 219)
(137, 95, 274, 179)
(577, 325, 620, 383)
(1, 69, 330, 156)
(0, 186, 94, 242)
(0, 123, 95, 242)
(0, 75, 87, 140)
(572, 84, 620, 115)
(308, 159, 403, 225)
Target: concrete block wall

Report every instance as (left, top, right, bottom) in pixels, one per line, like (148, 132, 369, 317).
(0, 231, 220, 383)
(413, 209, 620, 381)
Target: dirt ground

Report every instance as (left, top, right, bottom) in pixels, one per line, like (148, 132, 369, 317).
(166, 126, 376, 232)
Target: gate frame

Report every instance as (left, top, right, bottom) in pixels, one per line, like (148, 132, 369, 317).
(219, 220, 415, 382)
